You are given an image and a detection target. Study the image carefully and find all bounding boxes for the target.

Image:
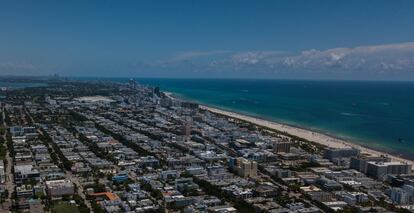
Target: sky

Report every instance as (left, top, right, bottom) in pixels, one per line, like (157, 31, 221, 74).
(1, 0, 414, 80)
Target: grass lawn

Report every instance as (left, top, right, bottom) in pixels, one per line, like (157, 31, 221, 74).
(52, 202, 80, 213)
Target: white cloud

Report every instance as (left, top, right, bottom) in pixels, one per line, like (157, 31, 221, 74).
(230, 51, 286, 65)
(0, 62, 37, 70)
(0, 62, 39, 75)
(154, 42, 414, 77)
(277, 42, 414, 73)
(159, 50, 231, 64)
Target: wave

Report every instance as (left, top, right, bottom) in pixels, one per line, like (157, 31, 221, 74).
(340, 112, 360, 116)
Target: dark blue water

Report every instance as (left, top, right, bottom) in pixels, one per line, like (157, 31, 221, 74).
(83, 78, 414, 159)
(0, 82, 47, 89)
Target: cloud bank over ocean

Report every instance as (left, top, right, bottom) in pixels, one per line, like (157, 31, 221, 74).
(152, 42, 414, 78)
(1, 42, 414, 79)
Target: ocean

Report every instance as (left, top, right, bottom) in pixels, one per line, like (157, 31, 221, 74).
(0, 81, 47, 89)
(132, 78, 414, 159)
(15, 77, 414, 159)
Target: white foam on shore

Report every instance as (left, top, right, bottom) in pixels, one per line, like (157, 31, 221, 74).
(201, 105, 413, 165)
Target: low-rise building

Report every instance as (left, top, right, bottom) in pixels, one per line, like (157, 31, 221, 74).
(45, 179, 75, 198)
(14, 164, 40, 184)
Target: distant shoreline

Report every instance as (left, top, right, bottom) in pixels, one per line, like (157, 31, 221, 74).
(164, 91, 414, 165)
(0, 81, 48, 89)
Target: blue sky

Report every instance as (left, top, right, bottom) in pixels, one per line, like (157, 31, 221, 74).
(1, 0, 414, 79)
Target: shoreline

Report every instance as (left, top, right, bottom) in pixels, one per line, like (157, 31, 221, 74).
(199, 105, 414, 165)
(164, 91, 414, 165)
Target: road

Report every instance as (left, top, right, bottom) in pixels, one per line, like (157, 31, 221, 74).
(24, 106, 95, 213)
(203, 125, 320, 210)
(1, 108, 13, 211)
(66, 171, 94, 212)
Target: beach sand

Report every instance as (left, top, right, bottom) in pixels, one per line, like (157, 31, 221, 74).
(200, 105, 414, 165)
(75, 96, 115, 103)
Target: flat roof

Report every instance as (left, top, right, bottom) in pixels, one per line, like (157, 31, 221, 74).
(91, 192, 120, 201)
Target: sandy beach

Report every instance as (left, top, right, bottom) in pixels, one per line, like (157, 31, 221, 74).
(200, 105, 414, 165)
(75, 96, 115, 103)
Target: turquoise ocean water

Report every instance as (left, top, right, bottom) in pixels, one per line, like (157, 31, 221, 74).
(25, 77, 413, 159)
(129, 78, 414, 159)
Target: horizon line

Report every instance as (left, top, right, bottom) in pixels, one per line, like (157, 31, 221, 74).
(2, 74, 414, 83)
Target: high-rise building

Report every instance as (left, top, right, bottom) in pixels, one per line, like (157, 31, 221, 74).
(232, 157, 257, 178)
(390, 187, 410, 205)
(273, 141, 291, 153)
(323, 147, 360, 161)
(128, 78, 137, 89)
(366, 161, 412, 180)
(154, 87, 161, 97)
(180, 123, 191, 137)
(0, 160, 4, 184)
(350, 155, 390, 173)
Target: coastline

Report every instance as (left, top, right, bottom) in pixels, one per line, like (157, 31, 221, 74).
(163, 91, 413, 165)
(199, 105, 414, 165)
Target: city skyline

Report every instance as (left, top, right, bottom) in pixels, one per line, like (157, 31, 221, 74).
(1, 2, 414, 211)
